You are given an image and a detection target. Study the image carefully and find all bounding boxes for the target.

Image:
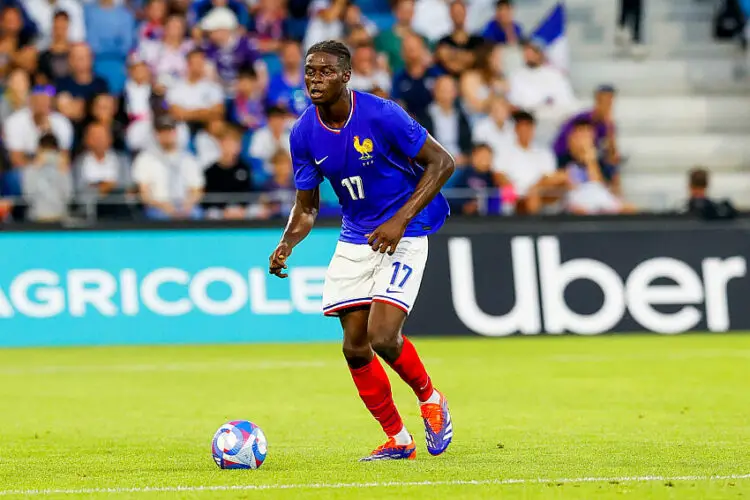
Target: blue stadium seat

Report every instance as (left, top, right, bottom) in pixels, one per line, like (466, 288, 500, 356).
(357, 0, 391, 14)
(262, 53, 282, 77)
(368, 13, 396, 31)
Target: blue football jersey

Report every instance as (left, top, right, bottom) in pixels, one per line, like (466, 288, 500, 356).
(290, 91, 450, 244)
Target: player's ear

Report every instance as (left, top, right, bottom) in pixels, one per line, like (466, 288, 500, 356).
(342, 69, 351, 83)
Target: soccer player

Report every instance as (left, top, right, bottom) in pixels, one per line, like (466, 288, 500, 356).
(268, 40, 455, 461)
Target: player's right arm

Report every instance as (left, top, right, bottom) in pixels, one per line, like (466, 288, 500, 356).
(269, 188, 320, 278)
(269, 121, 324, 279)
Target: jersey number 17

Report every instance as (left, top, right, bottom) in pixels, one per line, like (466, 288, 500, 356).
(341, 176, 365, 200)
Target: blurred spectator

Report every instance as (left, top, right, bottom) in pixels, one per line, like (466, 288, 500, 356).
(250, 0, 286, 54)
(435, 0, 484, 77)
(416, 75, 471, 166)
(166, 48, 224, 133)
(123, 54, 156, 151)
(86, 93, 126, 152)
(391, 32, 440, 116)
(343, 3, 377, 39)
(266, 39, 311, 117)
(558, 117, 632, 215)
(262, 149, 294, 218)
(195, 119, 226, 170)
(493, 111, 567, 215)
(508, 38, 575, 115)
(132, 114, 204, 220)
(460, 43, 506, 117)
(481, 0, 522, 45)
(686, 168, 737, 220)
(36, 11, 73, 85)
(189, 0, 249, 38)
(0, 67, 29, 122)
(203, 125, 254, 219)
(375, 0, 414, 74)
(249, 106, 291, 184)
(303, 0, 346, 51)
(472, 95, 513, 158)
(200, 7, 266, 95)
(22, 133, 73, 222)
(138, 0, 167, 43)
(449, 142, 501, 216)
(346, 23, 373, 49)
(0, 5, 39, 77)
(77, 121, 125, 195)
(26, 0, 85, 49)
(554, 85, 621, 191)
(56, 44, 110, 136)
(349, 44, 391, 94)
(616, 0, 645, 57)
(412, 0, 452, 44)
(227, 66, 266, 132)
(4, 85, 73, 175)
(140, 13, 194, 90)
(85, 0, 135, 94)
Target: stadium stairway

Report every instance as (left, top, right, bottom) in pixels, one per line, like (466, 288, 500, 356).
(522, 0, 750, 211)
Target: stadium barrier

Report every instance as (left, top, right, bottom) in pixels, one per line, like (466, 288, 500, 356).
(0, 217, 748, 347)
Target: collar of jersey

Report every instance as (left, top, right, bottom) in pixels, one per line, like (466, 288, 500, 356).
(315, 90, 355, 134)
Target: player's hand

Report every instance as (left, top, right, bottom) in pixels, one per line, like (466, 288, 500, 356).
(269, 241, 292, 278)
(366, 215, 408, 255)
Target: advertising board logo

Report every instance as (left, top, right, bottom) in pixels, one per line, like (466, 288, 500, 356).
(448, 236, 747, 336)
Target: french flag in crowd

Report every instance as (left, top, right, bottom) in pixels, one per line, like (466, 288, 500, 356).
(532, 2, 569, 72)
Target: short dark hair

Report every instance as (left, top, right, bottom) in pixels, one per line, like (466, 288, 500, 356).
(472, 143, 493, 154)
(513, 110, 535, 124)
(53, 9, 70, 21)
(186, 48, 204, 60)
(38, 133, 59, 151)
(267, 105, 287, 118)
(571, 116, 594, 129)
(689, 168, 709, 189)
(306, 40, 352, 71)
(496, 0, 512, 7)
(237, 65, 257, 80)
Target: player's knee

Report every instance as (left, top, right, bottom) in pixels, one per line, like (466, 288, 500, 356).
(368, 324, 402, 364)
(342, 342, 372, 369)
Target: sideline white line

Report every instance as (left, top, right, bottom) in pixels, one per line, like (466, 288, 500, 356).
(2, 474, 748, 496)
(0, 361, 328, 375)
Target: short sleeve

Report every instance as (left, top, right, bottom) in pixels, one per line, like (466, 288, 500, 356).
(131, 152, 152, 184)
(380, 99, 428, 159)
(53, 116, 74, 151)
(540, 149, 556, 175)
(290, 124, 323, 190)
(3, 115, 24, 152)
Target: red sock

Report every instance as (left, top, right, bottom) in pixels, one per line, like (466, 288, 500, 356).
(386, 337, 434, 402)
(349, 356, 404, 437)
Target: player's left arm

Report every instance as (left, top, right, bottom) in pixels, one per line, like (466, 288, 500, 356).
(368, 134, 455, 254)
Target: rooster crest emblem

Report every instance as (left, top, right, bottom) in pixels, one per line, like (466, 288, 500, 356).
(353, 136, 374, 161)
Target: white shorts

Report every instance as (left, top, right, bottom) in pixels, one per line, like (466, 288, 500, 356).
(322, 236, 429, 317)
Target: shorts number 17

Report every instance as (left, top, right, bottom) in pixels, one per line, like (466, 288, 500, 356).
(390, 262, 413, 289)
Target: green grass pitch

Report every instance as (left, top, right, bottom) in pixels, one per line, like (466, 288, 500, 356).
(1, 334, 749, 499)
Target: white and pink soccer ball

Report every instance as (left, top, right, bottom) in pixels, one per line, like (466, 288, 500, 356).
(211, 420, 267, 469)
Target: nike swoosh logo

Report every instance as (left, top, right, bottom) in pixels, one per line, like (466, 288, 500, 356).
(314, 156, 329, 165)
(385, 288, 404, 294)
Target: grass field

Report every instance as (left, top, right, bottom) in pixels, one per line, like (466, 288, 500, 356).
(1, 334, 749, 499)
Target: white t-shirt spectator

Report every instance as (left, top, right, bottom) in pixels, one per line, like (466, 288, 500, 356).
(507, 65, 576, 113)
(349, 71, 392, 93)
(493, 141, 556, 196)
(194, 131, 221, 171)
(303, 0, 344, 51)
(78, 151, 121, 186)
(412, 0, 452, 43)
(26, 0, 86, 49)
(472, 116, 514, 158)
(132, 149, 204, 203)
(249, 126, 291, 163)
(3, 109, 73, 158)
(139, 40, 194, 90)
(166, 78, 224, 111)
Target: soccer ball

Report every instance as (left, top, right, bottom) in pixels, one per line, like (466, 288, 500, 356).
(211, 420, 268, 469)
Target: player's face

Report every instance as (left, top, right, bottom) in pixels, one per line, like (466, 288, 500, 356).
(304, 52, 350, 105)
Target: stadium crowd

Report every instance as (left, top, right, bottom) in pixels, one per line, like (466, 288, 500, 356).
(0, 0, 634, 223)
